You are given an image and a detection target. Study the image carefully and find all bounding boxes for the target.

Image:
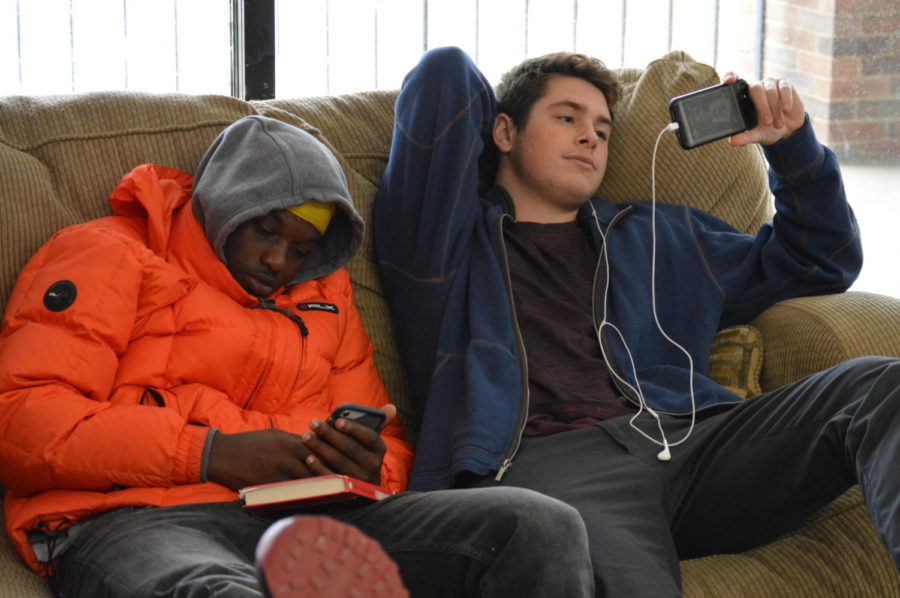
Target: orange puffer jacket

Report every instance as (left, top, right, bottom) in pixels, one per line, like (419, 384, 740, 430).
(0, 164, 413, 573)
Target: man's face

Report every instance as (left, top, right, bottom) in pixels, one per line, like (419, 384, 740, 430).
(494, 75, 612, 222)
(224, 209, 322, 297)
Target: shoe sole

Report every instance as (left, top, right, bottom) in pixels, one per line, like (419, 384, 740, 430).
(257, 515, 409, 598)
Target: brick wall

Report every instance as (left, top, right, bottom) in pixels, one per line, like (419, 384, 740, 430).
(764, 0, 899, 164)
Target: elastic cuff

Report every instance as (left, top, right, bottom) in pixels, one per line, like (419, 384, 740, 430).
(200, 429, 219, 483)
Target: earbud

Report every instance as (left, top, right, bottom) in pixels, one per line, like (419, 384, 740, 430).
(647, 407, 672, 461)
(657, 446, 671, 462)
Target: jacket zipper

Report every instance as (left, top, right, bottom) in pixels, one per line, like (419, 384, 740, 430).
(494, 213, 531, 481)
(247, 298, 309, 408)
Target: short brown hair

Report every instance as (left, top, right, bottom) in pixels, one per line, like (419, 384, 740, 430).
(496, 52, 622, 129)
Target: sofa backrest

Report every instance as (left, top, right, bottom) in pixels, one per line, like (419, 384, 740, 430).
(0, 51, 771, 433)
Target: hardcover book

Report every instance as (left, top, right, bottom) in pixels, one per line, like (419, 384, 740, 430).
(239, 474, 394, 510)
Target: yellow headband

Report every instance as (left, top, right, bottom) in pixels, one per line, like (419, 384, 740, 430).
(286, 201, 336, 235)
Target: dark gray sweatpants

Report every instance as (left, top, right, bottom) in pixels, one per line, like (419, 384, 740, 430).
(474, 356, 900, 597)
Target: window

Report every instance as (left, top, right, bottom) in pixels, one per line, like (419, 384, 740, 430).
(1, 0, 759, 97)
(2, 0, 896, 297)
(274, 0, 760, 97)
(1, 0, 231, 95)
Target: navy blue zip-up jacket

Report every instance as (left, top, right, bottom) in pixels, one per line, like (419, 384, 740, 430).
(374, 47, 861, 492)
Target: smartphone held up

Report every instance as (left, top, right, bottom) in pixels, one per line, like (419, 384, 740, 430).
(668, 79, 758, 150)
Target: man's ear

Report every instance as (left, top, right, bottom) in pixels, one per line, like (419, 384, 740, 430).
(492, 113, 516, 153)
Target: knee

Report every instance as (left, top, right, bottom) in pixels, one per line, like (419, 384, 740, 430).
(842, 356, 900, 389)
(468, 487, 589, 550)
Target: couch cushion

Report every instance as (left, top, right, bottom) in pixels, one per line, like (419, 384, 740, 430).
(0, 92, 253, 315)
(708, 326, 763, 399)
(681, 486, 900, 597)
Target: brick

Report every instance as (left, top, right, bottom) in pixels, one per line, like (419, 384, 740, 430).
(766, 20, 791, 40)
(845, 140, 900, 164)
(789, 0, 822, 9)
(814, 123, 833, 146)
(858, 99, 900, 118)
(828, 100, 859, 120)
(828, 121, 888, 141)
(862, 54, 900, 75)
(766, 2, 799, 25)
(767, 21, 821, 52)
(831, 57, 862, 78)
(805, 96, 831, 121)
(836, 0, 899, 13)
(792, 28, 823, 52)
(810, 114, 829, 134)
(799, 9, 835, 32)
(783, 68, 814, 90)
(833, 3, 900, 36)
(833, 37, 889, 57)
(863, 15, 900, 34)
(811, 77, 834, 99)
(830, 77, 890, 99)
(836, 0, 878, 11)
(764, 43, 798, 69)
(797, 52, 834, 77)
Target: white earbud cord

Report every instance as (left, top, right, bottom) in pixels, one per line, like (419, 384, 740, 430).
(592, 122, 697, 461)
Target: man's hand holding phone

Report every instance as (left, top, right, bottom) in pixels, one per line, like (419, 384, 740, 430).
(668, 72, 806, 150)
(725, 72, 806, 148)
(300, 403, 396, 485)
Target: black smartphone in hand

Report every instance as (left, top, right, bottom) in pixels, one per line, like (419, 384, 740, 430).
(326, 403, 387, 432)
(668, 79, 758, 149)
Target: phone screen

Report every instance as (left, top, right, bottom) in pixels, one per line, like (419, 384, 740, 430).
(669, 80, 757, 149)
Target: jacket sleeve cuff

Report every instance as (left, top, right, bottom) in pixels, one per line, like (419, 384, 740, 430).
(173, 425, 212, 485)
(199, 429, 219, 483)
(762, 114, 823, 179)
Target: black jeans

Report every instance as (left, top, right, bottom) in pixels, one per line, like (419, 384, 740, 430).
(473, 356, 900, 597)
(53, 486, 594, 598)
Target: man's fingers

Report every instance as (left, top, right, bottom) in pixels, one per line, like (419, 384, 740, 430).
(304, 453, 335, 476)
(749, 81, 775, 128)
(303, 422, 380, 478)
(777, 79, 794, 115)
(382, 403, 398, 427)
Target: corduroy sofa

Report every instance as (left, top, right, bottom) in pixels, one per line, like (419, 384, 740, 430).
(1, 52, 899, 597)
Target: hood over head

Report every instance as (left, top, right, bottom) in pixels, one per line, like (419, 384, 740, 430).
(192, 115, 364, 285)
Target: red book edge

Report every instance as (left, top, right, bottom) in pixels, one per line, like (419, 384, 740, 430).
(239, 474, 394, 510)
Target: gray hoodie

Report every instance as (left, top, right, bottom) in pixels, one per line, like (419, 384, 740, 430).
(192, 115, 364, 285)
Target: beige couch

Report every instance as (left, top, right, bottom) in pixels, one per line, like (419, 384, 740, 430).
(1, 52, 898, 597)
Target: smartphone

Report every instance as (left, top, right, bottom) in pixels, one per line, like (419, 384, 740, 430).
(326, 403, 387, 432)
(668, 79, 758, 150)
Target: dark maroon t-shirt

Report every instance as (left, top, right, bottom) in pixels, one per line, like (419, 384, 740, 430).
(503, 220, 633, 436)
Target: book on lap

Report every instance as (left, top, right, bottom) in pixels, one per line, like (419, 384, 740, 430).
(239, 474, 394, 510)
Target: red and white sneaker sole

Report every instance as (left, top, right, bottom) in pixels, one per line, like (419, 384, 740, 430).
(257, 515, 409, 598)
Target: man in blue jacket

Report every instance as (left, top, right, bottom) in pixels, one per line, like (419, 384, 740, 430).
(374, 46, 900, 596)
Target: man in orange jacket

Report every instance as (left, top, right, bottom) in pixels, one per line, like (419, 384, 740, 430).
(0, 115, 596, 598)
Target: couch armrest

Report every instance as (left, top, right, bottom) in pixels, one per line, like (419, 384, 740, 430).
(751, 291, 900, 391)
